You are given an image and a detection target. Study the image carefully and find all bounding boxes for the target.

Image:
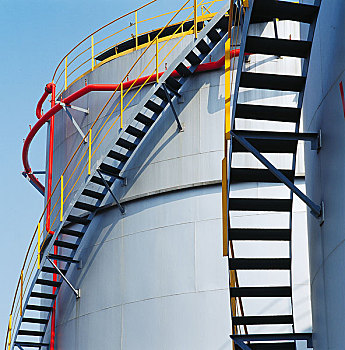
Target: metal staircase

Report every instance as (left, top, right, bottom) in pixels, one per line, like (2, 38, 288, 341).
(11, 4, 230, 349)
(226, 0, 321, 349)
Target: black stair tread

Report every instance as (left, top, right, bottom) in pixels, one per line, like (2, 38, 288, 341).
(26, 304, 51, 312)
(22, 317, 49, 324)
(196, 39, 211, 55)
(215, 15, 229, 31)
(36, 279, 61, 287)
(125, 125, 146, 139)
(235, 104, 301, 123)
(185, 51, 202, 66)
(107, 150, 129, 162)
(135, 113, 154, 126)
(67, 215, 91, 225)
(30, 292, 56, 300)
(235, 342, 295, 350)
(18, 330, 45, 336)
(230, 286, 292, 298)
(229, 198, 292, 212)
(207, 27, 222, 43)
(232, 315, 293, 325)
(245, 36, 312, 58)
(74, 201, 98, 213)
(232, 138, 297, 153)
(14, 342, 50, 347)
(230, 168, 294, 184)
(116, 138, 137, 150)
(60, 228, 84, 238)
(99, 163, 121, 177)
(42, 266, 67, 275)
(240, 72, 306, 92)
(155, 86, 170, 101)
(175, 62, 192, 77)
(48, 254, 79, 263)
(229, 228, 291, 241)
(145, 100, 164, 114)
(54, 240, 79, 250)
(90, 175, 113, 187)
(166, 76, 182, 91)
(229, 258, 291, 270)
(82, 188, 105, 200)
(251, 0, 319, 24)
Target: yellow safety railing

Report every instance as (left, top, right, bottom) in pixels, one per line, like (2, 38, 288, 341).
(52, 0, 224, 97)
(5, 0, 226, 349)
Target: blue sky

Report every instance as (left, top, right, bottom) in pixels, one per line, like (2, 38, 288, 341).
(0, 0, 182, 341)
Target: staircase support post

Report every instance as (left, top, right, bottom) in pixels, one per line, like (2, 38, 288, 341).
(162, 83, 183, 131)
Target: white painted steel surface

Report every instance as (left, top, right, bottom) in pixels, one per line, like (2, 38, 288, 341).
(303, 1, 345, 349)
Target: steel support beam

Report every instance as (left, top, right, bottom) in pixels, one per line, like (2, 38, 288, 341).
(231, 333, 313, 349)
(59, 102, 89, 114)
(162, 83, 183, 132)
(22, 172, 44, 196)
(96, 169, 125, 214)
(47, 258, 80, 298)
(234, 130, 321, 151)
(61, 104, 87, 143)
(230, 131, 322, 218)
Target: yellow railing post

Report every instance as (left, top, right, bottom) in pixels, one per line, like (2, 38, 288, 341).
(194, 0, 197, 39)
(37, 222, 40, 269)
(88, 129, 92, 175)
(60, 175, 64, 222)
(7, 314, 12, 350)
(135, 11, 138, 50)
(156, 37, 159, 83)
(91, 35, 95, 71)
(120, 82, 123, 129)
(65, 56, 68, 91)
(20, 269, 23, 316)
(225, 38, 231, 137)
(222, 157, 228, 257)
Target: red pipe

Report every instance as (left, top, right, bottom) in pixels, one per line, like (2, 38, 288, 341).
(25, 50, 244, 193)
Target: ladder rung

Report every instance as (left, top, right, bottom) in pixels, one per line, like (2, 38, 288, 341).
(82, 189, 105, 200)
(22, 317, 49, 324)
(54, 240, 79, 250)
(229, 228, 291, 241)
(60, 228, 84, 238)
(230, 286, 292, 298)
(229, 258, 291, 270)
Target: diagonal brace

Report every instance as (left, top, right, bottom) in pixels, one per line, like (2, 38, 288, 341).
(47, 258, 80, 298)
(61, 104, 87, 143)
(230, 131, 322, 218)
(97, 169, 125, 214)
(59, 101, 89, 114)
(232, 339, 252, 350)
(162, 83, 183, 132)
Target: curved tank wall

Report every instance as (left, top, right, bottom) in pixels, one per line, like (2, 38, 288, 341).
(302, 0, 345, 349)
(44, 18, 312, 349)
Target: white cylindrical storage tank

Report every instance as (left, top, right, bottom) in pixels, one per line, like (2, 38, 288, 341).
(49, 32, 233, 349)
(303, 1, 345, 349)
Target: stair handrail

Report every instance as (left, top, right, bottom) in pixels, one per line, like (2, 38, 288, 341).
(5, 0, 226, 348)
(51, 0, 223, 97)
